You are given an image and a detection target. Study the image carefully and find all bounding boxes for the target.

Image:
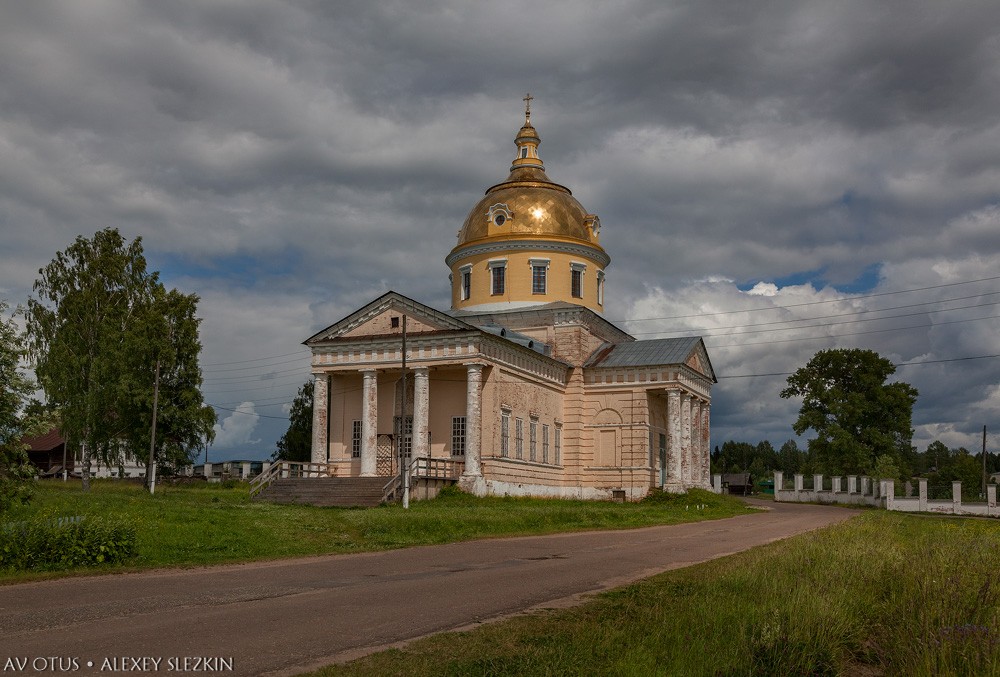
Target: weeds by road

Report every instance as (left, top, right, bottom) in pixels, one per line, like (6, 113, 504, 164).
(0, 481, 752, 582)
(317, 511, 1000, 677)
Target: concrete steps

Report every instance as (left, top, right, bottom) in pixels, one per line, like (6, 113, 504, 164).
(256, 477, 389, 508)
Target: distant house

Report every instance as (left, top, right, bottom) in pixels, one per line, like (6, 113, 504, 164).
(20, 429, 146, 479)
(22, 429, 71, 476)
(722, 473, 753, 495)
(188, 460, 270, 482)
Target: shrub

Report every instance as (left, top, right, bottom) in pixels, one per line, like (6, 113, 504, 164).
(435, 484, 467, 500)
(641, 487, 725, 507)
(0, 514, 136, 570)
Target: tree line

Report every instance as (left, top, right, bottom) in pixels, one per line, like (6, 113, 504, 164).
(715, 347, 994, 496)
(1, 228, 215, 504)
(711, 438, 998, 490)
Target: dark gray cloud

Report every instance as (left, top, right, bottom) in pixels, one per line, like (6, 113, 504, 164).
(2, 1, 999, 458)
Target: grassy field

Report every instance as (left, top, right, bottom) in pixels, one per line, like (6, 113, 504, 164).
(0, 480, 753, 582)
(315, 511, 1000, 677)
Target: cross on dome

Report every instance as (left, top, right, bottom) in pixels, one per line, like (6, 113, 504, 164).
(523, 92, 533, 123)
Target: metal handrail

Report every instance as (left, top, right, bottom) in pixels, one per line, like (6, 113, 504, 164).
(381, 457, 465, 504)
(249, 461, 332, 498)
(411, 456, 465, 479)
(381, 474, 402, 504)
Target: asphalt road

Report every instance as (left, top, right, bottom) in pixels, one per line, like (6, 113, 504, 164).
(1, 500, 856, 676)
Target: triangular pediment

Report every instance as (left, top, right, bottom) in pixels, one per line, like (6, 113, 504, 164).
(584, 336, 717, 383)
(686, 340, 717, 383)
(304, 291, 476, 345)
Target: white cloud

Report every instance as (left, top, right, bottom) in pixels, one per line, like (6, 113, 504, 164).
(212, 401, 261, 449)
(627, 255, 1000, 452)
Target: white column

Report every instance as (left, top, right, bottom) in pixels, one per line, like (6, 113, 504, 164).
(461, 364, 483, 481)
(667, 390, 682, 491)
(360, 369, 378, 477)
(701, 403, 711, 487)
(680, 393, 692, 487)
(690, 399, 701, 489)
(310, 372, 328, 464)
(413, 367, 430, 459)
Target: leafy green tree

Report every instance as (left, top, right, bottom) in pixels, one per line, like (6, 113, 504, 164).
(27, 229, 156, 489)
(780, 348, 918, 476)
(26, 228, 214, 490)
(926, 446, 985, 500)
(747, 456, 768, 484)
(122, 286, 216, 480)
(925, 440, 949, 472)
(273, 380, 313, 462)
(778, 439, 803, 474)
(755, 440, 778, 470)
(872, 454, 901, 483)
(0, 301, 38, 511)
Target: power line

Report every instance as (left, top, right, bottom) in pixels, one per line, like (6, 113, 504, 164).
(209, 403, 290, 420)
(611, 274, 1000, 324)
(705, 312, 1000, 350)
(201, 350, 309, 367)
(202, 368, 311, 385)
(719, 353, 1000, 380)
(631, 291, 1000, 336)
(201, 355, 309, 374)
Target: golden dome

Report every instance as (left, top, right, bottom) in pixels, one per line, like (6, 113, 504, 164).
(453, 112, 605, 250)
(447, 100, 610, 315)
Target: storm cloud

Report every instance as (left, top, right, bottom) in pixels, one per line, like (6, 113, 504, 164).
(2, 1, 998, 458)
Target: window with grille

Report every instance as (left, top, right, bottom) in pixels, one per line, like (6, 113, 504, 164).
(532, 265, 546, 294)
(491, 265, 506, 295)
(394, 415, 413, 459)
(351, 420, 362, 458)
(542, 424, 550, 463)
(515, 418, 524, 460)
(461, 269, 471, 300)
(452, 416, 466, 456)
(529, 417, 538, 461)
(501, 410, 510, 458)
(571, 268, 582, 298)
(555, 426, 562, 465)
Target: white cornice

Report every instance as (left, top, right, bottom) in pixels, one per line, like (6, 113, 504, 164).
(446, 239, 611, 268)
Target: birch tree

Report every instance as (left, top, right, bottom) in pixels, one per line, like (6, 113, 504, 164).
(26, 229, 158, 490)
(0, 301, 37, 511)
(122, 285, 216, 481)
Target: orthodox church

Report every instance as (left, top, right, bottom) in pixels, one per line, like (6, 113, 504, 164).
(305, 100, 716, 500)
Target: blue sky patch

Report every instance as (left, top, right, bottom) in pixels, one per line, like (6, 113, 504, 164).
(738, 262, 882, 295)
(151, 250, 302, 288)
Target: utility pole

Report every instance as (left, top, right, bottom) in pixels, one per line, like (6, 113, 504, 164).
(983, 425, 988, 499)
(147, 359, 161, 495)
(400, 315, 410, 509)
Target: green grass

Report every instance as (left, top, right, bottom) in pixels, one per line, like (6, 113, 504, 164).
(0, 480, 752, 582)
(314, 511, 1000, 677)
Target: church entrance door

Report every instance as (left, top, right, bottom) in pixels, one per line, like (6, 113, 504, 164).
(376, 434, 396, 477)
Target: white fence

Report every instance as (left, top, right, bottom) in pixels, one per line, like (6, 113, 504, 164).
(773, 471, 1000, 518)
